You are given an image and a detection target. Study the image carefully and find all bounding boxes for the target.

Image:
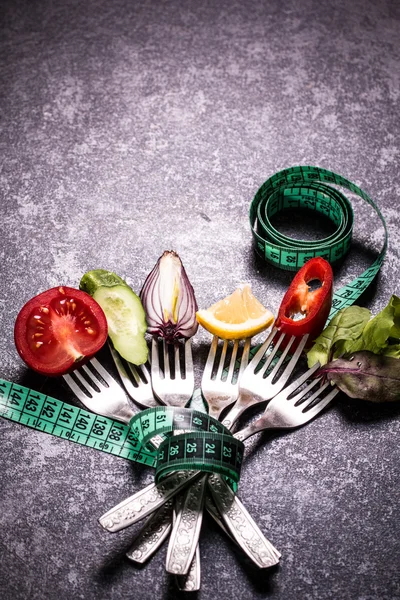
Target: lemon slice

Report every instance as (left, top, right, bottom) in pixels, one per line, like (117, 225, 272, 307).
(196, 284, 274, 339)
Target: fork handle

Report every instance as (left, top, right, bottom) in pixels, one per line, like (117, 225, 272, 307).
(175, 544, 201, 591)
(166, 475, 207, 575)
(207, 474, 281, 568)
(174, 491, 201, 591)
(126, 500, 173, 563)
(99, 470, 200, 532)
(221, 402, 248, 430)
(234, 420, 272, 442)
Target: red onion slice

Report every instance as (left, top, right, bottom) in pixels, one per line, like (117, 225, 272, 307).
(140, 251, 198, 341)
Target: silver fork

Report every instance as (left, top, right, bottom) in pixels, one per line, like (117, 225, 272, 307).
(122, 336, 278, 578)
(63, 354, 179, 567)
(222, 327, 310, 429)
(234, 362, 339, 441)
(202, 336, 280, 567)
(98, 339, 200, 535)
(106, 343, 179, 565)
(170, 330, 332, 573)
(166, 337, 253, 577)
(206, 363, 339, 561)
(151, 335, 199, 590)
(111, 338, 198, 583)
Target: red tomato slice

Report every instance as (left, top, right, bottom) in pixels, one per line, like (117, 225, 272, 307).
(14, 286, 108, 376)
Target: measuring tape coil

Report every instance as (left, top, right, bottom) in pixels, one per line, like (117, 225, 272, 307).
(250, 166, 388, 320)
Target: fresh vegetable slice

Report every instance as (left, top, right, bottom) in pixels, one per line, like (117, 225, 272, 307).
(196, 284, 274, 340)
(140, 251, 198, 342)
(275, 257, 333, 347)
(317, 351, 400, 402)
(80, 269, 148, 365)
(14, 286, 108, 376)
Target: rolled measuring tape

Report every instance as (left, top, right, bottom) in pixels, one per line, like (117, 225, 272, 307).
(0, 380, 243, 487)
(0, 166, 388, 477)
(250, 166, 388, 319)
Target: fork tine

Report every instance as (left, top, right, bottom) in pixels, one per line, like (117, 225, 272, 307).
(301, 380, 331, 405)
(163, 339, 170, 378)
(109, 343, 138, 387)
(174, 342, 181, 379)
(239, 338, 251, 376)
(81, 364, 108, 391)
(226, 340, 239, 383)
(257, 331, 287, 378)
(127, 362, 141, 385)
(264, 333, 309, 390)
(77, 368, 101, 394)
(202, 336, 219, 381)
(289, 376, 322, 403)
(216, 340, 228, 380)
(138, 362, 151, 384)
(278, 376, 324, 409)
(267, 334, 296, 377)
(63, 372, 92, 400)
(89, 357, 116, 387)
(272, 361, 321, 402)
(247, 327, 277, 372)
(303, 387, 340, 419)
(184, 338, 194, 380)
(152, 337, 160, 376)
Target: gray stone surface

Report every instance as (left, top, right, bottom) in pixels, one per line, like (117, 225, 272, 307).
(1, 0, 399, 598)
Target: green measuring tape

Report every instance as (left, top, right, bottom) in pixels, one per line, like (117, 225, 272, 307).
(0, 379, 243, 486)
(0, 166, 388, 476)
(250, 166, 388, 319)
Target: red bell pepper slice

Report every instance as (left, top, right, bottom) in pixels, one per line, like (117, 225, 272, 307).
(275, 257, 333, 346)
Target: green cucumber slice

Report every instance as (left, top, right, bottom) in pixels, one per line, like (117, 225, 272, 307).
(80, 269, 127, 296)
(80, 270, 148, 365)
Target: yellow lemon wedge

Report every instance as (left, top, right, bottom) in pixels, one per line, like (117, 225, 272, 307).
(196, 284, 274, 339)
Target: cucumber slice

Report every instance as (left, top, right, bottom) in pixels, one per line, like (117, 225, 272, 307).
(80, 269, 127, 296)
(80, 270, 148, 365)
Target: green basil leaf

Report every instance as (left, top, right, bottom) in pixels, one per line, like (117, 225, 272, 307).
(359, 295, 400, 353)
(307, 306, 371, 367)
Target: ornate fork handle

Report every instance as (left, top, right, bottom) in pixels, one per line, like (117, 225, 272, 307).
(207, 474, 281, 568)
(99, 471, 200, 532)
(126, 500, 173, 563)
(99, 464, 280, 570)
(166, 475, 207, 575)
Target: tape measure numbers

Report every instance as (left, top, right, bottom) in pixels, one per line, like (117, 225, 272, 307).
(250, 166, 388, 319)
(0, 379, 156, 465)
(0, 380, 244, 486)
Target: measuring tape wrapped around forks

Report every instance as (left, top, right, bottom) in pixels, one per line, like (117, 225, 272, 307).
(250, 165, 388, 319)
(0, 380, 243, 487)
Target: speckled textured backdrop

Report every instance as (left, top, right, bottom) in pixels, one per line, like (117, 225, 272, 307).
(1, 1, 399, 599)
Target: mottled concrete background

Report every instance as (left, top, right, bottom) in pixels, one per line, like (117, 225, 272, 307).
(1, 0, 399, 599)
